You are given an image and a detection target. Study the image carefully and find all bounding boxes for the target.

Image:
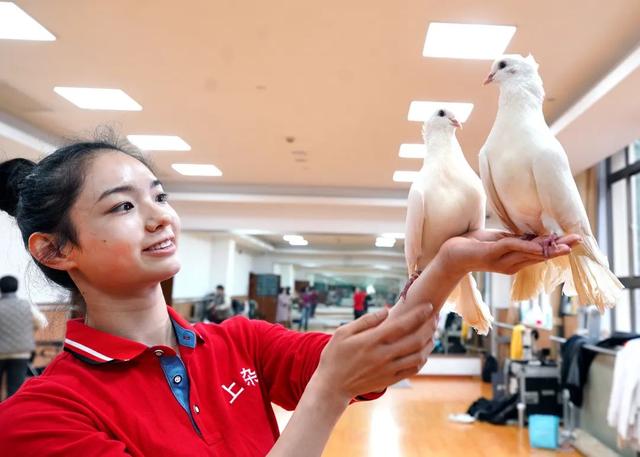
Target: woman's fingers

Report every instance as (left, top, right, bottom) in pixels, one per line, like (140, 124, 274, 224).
(493, 237, 544, 257)
(391, 338, 436, 375)
(338, 307, 388, 337)
(556, 234, 582, 247)
(381, 314, 436, 360)
(369, 304, 432, 344)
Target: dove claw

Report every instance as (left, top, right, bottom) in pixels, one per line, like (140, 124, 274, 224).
(541, 233, 559, 258)
(400, 271, 421, 300)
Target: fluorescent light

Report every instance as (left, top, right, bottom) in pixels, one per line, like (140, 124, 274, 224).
(399, 144, 426, 159)
(289, 239, 309, 246)
(54, 87, 142, 111)
(408, 101, 474, 122)
(393, 171, 419, 183)
(382, 233, 405, 239)
(129, 135, 191, 151)
(0, 2, 55, 41)
(283, 235, 304, 242)
(375, 237, 396, 248)
(171, 164, 222, 177)
(423, 22, 515, 60)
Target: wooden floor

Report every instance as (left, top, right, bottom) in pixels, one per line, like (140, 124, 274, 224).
(274, 376, 580, 457)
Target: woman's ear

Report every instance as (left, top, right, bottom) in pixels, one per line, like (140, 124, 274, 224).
(28, 232, 77, 271)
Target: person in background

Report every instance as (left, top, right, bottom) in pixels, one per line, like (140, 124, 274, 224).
(364, 293, 373, 314)
(206, 284, 231, 323)
(276, 287, 292, 328)
(298, 287, 312, 331)
(309, 286, 319, 318)
(353, 287, 367, 320)
(0, 276, 48, 399)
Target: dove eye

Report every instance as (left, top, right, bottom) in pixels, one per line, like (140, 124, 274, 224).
(498, 61, 507, 70)
(438, 110, 445, 117)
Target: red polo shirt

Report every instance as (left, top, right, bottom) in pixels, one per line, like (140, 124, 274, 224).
(0, 307, 381, 456)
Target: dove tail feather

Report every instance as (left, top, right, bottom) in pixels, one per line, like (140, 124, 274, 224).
(510, 236, 623, 313)
(511, 262, 548, 301)
(448, 273, 493, 335)
(511, 258, 568, 302)
(566, 236, 624, 312)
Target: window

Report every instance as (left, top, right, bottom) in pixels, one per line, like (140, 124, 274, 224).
(606, 144, 640, 333)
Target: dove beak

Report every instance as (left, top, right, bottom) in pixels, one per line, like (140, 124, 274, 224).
(449, 118, 462, 129)
(483, 72, 495, 85)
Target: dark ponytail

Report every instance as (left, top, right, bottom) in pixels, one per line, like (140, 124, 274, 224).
(0, 129, 152, 297)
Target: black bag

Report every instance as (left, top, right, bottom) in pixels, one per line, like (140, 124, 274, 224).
(482, 355, 498, 383)
(467, 394, 519, 425)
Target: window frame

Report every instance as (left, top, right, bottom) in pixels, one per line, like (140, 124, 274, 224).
(606, 143, 639, 333)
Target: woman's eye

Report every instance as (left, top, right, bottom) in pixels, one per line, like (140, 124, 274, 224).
(157, 193, 169, 203)
(112, 202, 134, 213)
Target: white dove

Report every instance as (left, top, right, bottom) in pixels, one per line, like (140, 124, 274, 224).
(479, 54, 623, 311)
(404, 109, 493, 335)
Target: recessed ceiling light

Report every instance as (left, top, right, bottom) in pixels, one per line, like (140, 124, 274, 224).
(423, 22, 516, 60)
(290, 239, 309, 246)
(408, 101, 474, 122)
(171, 163, 222, 177)
(399, 144, 426, 159)
(283, 235, 304, 242)
(128, 135, 191, 151)
(0, 2, 55, 41)
(393, 171, 419, 183)
(54, 87, 142, 111)
(375, 237, 396, 248)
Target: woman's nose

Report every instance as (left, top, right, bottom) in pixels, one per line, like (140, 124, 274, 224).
(145, 207, 173, 232)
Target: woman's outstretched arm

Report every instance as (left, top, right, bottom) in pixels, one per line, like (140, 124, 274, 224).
(267, 231, 581, 457)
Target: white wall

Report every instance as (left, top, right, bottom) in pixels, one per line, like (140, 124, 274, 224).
(173, 233, 255, 299)
(0, 212, 68, 303)
(489, 272, 512, 309)
(173, 232, 215, 299)
(230, 245, 253, 297)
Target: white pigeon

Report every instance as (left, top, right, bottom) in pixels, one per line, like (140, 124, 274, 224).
(479, 54, 623, 311)
(404, 109, 493, 335)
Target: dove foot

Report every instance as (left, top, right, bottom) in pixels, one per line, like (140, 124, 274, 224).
(541, 233, 560, 258)
(400, 272, 421, 300)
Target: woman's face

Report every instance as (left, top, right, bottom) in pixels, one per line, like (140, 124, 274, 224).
(66, 150, 181, 292)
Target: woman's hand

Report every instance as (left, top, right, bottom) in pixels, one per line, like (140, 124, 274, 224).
(311, 305, 437, 403)
(440, 231, 582, 277)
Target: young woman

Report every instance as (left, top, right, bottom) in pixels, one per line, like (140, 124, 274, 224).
(0, 137, 578, 456)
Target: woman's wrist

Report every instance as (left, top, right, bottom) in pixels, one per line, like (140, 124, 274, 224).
(306, 371, 351, 410)
(432, 243, 468, 282)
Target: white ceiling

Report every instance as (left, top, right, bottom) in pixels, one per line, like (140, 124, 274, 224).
(2, 0, 640, 279)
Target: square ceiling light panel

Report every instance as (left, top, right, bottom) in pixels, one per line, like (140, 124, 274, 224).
(171, 164, 222, 176)
(375, 237, 396, 248)
(423, 22, 516, 60)
(392, 171, 419, 183)
(0, 2, 55, 41)
(128, 135, 191, 151)
(399, 144, 426, 159)
(408, 101, 474, 123)
(54, 87, 142, 111)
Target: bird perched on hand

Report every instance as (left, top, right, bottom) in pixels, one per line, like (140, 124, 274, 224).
(403, 109, 493, 335)
(479, 54, 623, 311)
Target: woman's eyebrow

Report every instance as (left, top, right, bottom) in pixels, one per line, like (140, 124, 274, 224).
(96, 185, 135, 203)
(96, 179, 163, 203)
